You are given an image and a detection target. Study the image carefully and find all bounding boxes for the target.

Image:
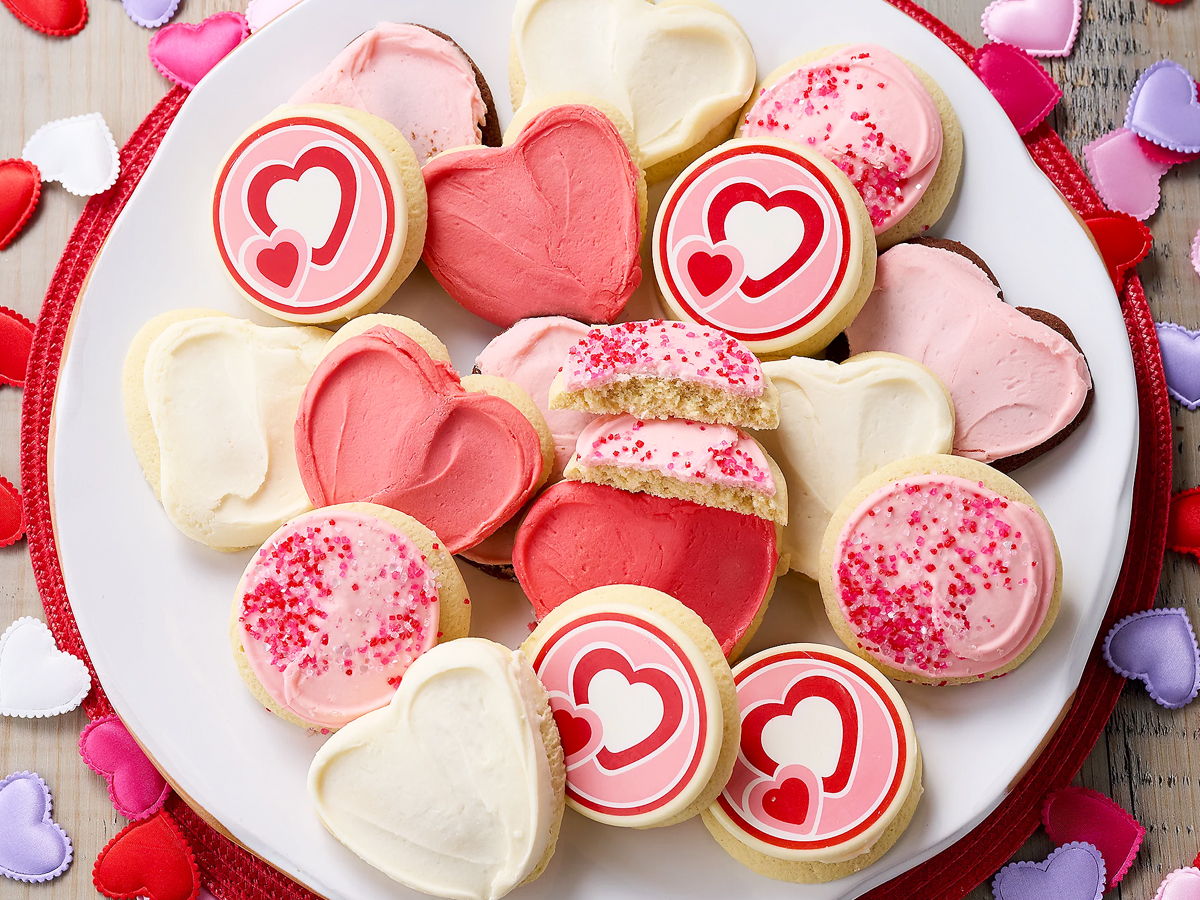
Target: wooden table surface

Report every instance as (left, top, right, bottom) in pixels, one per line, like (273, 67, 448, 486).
(1, 0, 1197, 897)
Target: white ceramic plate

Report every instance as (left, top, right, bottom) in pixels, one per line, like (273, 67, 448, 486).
(50, 1, 1138, 898)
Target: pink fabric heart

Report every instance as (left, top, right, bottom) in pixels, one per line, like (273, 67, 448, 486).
(1156, 867, 1200, 900)
(148, 11, 249, 92)
(245, 0, 301, 33)
(79, 716, 170, 821)
(1192, 230, 1200, 280)
(1083, 128, 1170, 220)
(971, 42, 1063, 135)
(981, 0, 1081, 57)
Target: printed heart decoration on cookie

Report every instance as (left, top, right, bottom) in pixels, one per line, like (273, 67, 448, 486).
(121, 0, 178, 28)
(21, 113, 119, 197)
(971, 43, 1062, 136)
(1042, 787, 1144, 889)
(0, 0, 86, 35)
(981, 0, 1081, 58)
(0, 306, 34, 387)
(1126, 60, 1200, 155)
(0, 160, 41, 250)
(92, 811, 199, 900)
(0, 617, 90, 718)
(992, 842, 1106, 900)
(0, 772, 72, 883)
(0, 475, 23, 548)
(80, 716, 171, 821)
(1104, 607, 1200, 709)
(1083, 212, 1152, 290)
(1084, 128, 1171, 220)
(148, 11, 249, 92)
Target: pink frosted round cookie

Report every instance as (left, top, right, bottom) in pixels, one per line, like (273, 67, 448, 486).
(231, 503, 470, 729)
(818, 455, 1062, 685)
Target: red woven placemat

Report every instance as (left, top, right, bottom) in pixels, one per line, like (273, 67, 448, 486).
(18, 5, 1171, 898)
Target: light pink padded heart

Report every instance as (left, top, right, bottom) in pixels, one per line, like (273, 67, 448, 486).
(981, 0, 1081, 57)
(148, 11, 249, 91)
(1083, 128, 1170, 220)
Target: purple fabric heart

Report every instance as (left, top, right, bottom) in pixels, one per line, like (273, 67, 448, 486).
(0, 772, 72, 883)
(1126, 60, 1200, 154)
(992, 842, 1106, 900)
(1156, 322, 1200, 409)
(121, 0, 179, 28)
(1104, 607, 1200, 708)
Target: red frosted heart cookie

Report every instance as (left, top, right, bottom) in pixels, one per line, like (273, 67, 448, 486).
(422, 101, 645, 328)
(294, 318, 552, 554)
(513, 480, 779, 657)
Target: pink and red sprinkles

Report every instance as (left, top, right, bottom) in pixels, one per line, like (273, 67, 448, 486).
(239, 514, 438, 682)
(835, 478, 1033, 674)
(563, 320, 763, 396)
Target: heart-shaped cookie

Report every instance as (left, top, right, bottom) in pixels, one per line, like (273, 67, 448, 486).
(92, 811, 198, 900)
(0, 772, 72, 883)
(510, 0, 755, 179)
(755, 354, 954, 579)
(0, 617, 90, 718)
(21, 113, 119, 197)
(295, 320, 552, 554)
(423, 102, 644, 328)
(79, 716, 171, 821)
(513, 480, 779, 657)
(308, 638, 565, 900)
(0, 160, 41, 250)
(148, 11, 248, 92)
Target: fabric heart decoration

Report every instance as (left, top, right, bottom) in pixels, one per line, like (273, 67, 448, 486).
(80, 716, 171, 821)
(0, 772, 72, 883)
(1156, 867, 1200, 900)
(1042, 787, 1145, 889)
(1126, 60, 1200, 155)
(1168, 486, 1200, 559)
(0, 475, 23, 548)
(0, 160, 41, 250)
(992, 842, 1106, 900)
(981, 0, 1081, 57)
(1157, 322, 1200, 409)
(22, 113, 119, 197)
(245, 0, 301, 32)
(0, 617, 90, 717)
(148, 12, 249, 91)
(0, 0, 86, 35)
(1193, 230, 1200, 280)
(0, 306, 34, 387)
(93, 811, 199, 900)
(120, 0, 178, 28)
(971, 42, 1063, 136)
(1083, 128, 1171, 221)
(1082, 212, 1152, 290)
(1104, 607, 1200, 709)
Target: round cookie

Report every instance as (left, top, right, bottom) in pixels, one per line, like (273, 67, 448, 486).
(308, 638, 565, 900)
(521, 585, 739, 828)
(738, 44, 963, 249)
(818, 455, 1063, 685)
(703, 643, 922, 882)
(231, 503, 470, 730)
(212, 103, 427, 324)
(653, 138, 877, 358)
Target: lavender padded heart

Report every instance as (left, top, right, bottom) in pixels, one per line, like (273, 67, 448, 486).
(0, 772, 72, 883)
(1104, 607, 1200, 708)
(121, 0, 179, 28)
(1156, 322, 1200, 409)
(1126, 60, 1200, 154)
(992, 842, 1106, 900)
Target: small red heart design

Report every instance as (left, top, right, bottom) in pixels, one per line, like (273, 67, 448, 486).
(256, 240, 300, 288)
(1082, 212, 1152, 290)
(148, 11, 249, 92)
(0, 475, 23, 548)
(553, 709, 593, 759)
(687, 250, 734, 298)
(0, 160, 41, 251)
(0, 0, 87, 35)
(92, 810, 199, 900)
(0, 306, 34, 387)
(762, 777, 811, 827)
(1042, 786, 1145, 889)
(971, 42, 1063, 136)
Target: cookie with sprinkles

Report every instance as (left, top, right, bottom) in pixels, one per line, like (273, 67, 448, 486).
(818, 455, 1062, 685)
(547, 320, 780, 429)
(737, 44, 963, 249)
(230, 502, 470, 730)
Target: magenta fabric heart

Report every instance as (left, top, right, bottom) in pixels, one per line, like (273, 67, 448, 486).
(971, 43, 1063, 136)
(1104, 607, 1200, 708)
(1083, 128, 1170, 220)
(80, 715, 170, 821)
(149, 12, 249, 92)
(121, 0, 178, 28)
(1126, 60, 1200, 154)
(1042, 786, 1144, 889)
(981, 0, 1081, 57)
(0, 771, 72, 883)
(992, 842, 1106, 900)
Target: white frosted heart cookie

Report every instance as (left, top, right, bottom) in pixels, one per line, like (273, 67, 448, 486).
(308, 637, 565, 900)
(522, 584, 739, 828)
(510, 0, 756, 183)
(754, 353, 954, 579)
(123, 310, 330, 551)
(703, 643, 922, 882)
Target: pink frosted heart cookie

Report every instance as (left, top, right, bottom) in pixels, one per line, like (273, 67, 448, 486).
(818, 455, 1062, 685)
(703, 643, 922, 883)
(231, 503, 470, 730)
(653, 140, 876, 358)
(212, 104, 427, 324)
(738, 45, 962, 247)
(522, 585, 739, 828)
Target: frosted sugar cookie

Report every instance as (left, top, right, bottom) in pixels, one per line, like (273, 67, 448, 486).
(522, 585, 739, 827)
(509, 0, 756, 183)
(309, 638, 564, 900)
(231, 503, 470, 730)
(739, 44, 963, 248)
(653, 139, 876, 358)
(703, 643, 922, 882)
(819, 455, 1062, 685)
(212, 103, 426, 324)
(547, 320, 780, 429)
(123, 309, 330, 551)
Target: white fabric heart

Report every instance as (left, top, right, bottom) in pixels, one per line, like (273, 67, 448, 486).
(0, 618, 90, 718)
(21, 113, 119, 197)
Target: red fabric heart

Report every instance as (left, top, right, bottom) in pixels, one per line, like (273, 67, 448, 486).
(553, 709, 593, 758)
(0, 475, 24, 548)
(1168, 486, 1200, 561)
(0, 0, 86, 35)
(92, 810, 199, 900)
(1082, 212, 1152, 290)
(1042, 786, 1144, 889)
(0, 160, 41, 251)
(762, 777, 811, 826)
(687, 250, 734, 298)
(148, 11, 249, 92)
(0, 307, 34, 387)
(971, 42, 1063, 136)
